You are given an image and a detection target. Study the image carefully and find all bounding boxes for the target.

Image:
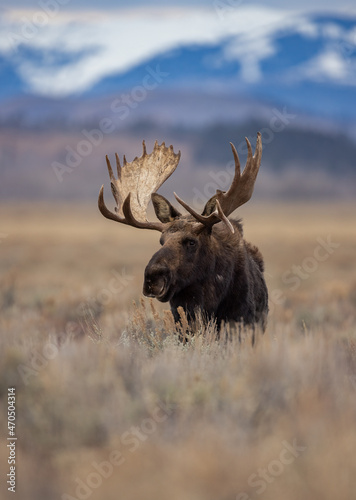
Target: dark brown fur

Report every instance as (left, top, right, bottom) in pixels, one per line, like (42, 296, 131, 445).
(143, 203, 268, 332)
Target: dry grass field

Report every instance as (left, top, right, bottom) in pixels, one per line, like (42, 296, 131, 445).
(0, 201, 356, 500)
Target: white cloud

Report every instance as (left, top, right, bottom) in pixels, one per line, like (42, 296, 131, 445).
(223, 14, 319, 83)
(295, 21, 319, 38)
(322, 23, 343, 39)
(0, 6, 295, 96)
(287, 48, 356, 86)
(304, 51, 348, 80)
(1, 5, 355, 96)
(318, 51, 348, 78)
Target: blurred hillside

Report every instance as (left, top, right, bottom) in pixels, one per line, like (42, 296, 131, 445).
(0, 8, 355, 201)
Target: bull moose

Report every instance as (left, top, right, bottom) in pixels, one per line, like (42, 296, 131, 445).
(98, 133, 268, 332)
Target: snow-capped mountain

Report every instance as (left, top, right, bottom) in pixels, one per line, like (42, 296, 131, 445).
(0, 8, 355, 126)
(1, 7, 356, 201)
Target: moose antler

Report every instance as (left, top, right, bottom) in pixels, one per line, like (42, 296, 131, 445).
(98, 140, 181, 231)
(174, 133, 262, 233)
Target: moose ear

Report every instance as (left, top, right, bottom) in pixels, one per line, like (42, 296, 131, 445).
(202, 194, 218, 216)
(151, 193, 181, 223)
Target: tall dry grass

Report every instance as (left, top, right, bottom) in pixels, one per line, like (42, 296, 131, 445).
(0, 202, 355, 500)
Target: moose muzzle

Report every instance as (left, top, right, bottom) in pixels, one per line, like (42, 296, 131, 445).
(143, 245, 174, 303)
(143, 264, 173, 302)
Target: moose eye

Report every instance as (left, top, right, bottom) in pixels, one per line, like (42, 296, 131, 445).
(185, 238, 197, 247)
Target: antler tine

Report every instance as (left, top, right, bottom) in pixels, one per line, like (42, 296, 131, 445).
(218, 132, 262, 216)
(99, 186, 165, 231)
(115, 153, 121, 180)
(106, 155, 115, 181)
(174, 192, 212, 224)
(230, 142, 241, 179)
(122, 194, 164, 231)
(105, 155, 121, 206)
(243, 134, 262, 185)
(215, 199, 235, 233)
(174, 193, 234, 234)
(98, 185, 126, 224)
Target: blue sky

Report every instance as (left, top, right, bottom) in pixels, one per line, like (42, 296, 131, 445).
(1, 2, 355, 97)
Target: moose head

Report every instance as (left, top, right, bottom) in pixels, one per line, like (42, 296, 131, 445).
(98, 134, 268, 331)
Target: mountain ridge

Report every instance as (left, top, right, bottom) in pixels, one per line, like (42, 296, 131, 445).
(0, 12, 356, 128)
